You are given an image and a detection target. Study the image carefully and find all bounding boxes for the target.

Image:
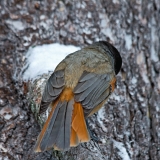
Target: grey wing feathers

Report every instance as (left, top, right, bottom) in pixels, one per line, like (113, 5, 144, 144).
(55, 99, 74, 150)
(74, 71, 112, 115)
(40, 100, 74, 151)
(39, 70, 65, 114)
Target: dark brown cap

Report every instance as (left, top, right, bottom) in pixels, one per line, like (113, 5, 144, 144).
(98, 41, 122, 75)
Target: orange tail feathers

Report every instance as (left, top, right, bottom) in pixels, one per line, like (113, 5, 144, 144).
(70, 102, 90, 146)
(34, 88, 90, 152)
(34, 100, 58, 152)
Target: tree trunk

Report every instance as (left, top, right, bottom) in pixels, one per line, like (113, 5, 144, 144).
(0, 0, 159, 160)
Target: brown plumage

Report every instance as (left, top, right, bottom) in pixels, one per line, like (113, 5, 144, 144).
(34, 41, 122, 152)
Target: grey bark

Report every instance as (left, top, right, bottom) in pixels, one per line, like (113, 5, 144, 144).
(0, 0, 159, 160)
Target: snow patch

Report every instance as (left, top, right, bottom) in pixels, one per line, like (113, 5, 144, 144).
(113, 139, 131, 160)
(102, 28, 114, 41)
(136, 52, 150, 84)
(22, 43, 80, 80)
(151, 17, 159, 62)
(4, 114, 12, 120)
(6, 20, 25, 31)
(97, 106, 108, 132)
(131, 77, 137, 84)
(125, 34, 132, 50)
(0, 143, 7, 152)
(110, 92, 121, 102)
(113, 0, 120, 4)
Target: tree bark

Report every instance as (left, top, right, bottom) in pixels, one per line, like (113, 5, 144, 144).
(0, 0, 159, 160)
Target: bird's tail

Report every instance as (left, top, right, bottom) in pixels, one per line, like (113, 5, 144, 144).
(34, 88, 90, 152)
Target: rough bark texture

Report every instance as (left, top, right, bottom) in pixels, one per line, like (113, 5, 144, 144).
(0, 0, 160, 160)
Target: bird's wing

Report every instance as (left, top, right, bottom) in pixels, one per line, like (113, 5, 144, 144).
(35, 69, 90, 151)
(74, 71, 116, 116)
(39, 69, 65, 114)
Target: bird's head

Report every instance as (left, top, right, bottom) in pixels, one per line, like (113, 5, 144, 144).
(98, 41, 122, 75)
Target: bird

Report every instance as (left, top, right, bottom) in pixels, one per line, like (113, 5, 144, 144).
(34, 41, 122, 152)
